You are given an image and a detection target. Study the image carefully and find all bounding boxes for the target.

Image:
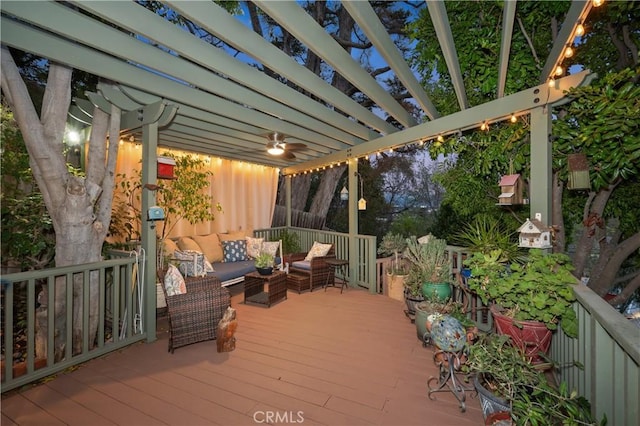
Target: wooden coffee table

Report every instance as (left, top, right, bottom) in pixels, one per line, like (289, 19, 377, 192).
(244, 270, 287, 307)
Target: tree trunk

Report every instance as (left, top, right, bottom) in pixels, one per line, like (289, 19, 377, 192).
(309, 166, 346, 218)
(2, 48, 117, 360)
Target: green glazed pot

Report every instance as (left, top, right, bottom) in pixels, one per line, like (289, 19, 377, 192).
(421, 282, 451, 301)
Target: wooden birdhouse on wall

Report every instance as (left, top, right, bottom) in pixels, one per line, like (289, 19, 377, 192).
(517, 213, 552, 249)
(157, 156, 176, 180)
(497, 174, 523, 205)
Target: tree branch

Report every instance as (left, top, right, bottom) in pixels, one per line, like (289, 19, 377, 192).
(517, 16, 540, 66)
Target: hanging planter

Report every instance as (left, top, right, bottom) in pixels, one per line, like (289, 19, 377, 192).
(567, 153, 590, 190)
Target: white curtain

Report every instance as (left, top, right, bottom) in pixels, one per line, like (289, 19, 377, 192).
(114, 143, 279, 239)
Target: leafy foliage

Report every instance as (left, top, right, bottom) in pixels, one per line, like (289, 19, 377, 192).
(465, 249, 578, 337)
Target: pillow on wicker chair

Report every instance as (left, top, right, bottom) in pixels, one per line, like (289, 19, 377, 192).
(304, 241, 332, 261)
(261, 241, 280, 257)
(164, 264, 187, 296)
(174, 250, 208, 277)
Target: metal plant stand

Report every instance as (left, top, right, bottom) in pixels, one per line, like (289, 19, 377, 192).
(427, 349, 475, 412)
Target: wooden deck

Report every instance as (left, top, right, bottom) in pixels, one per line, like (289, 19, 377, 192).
(1, 286, 484, 425)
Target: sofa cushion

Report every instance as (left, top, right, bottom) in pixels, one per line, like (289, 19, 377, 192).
(291, 260, 311, 271)
(219, 230, 247, 242)
(245, 236, 264, 259)
(163, 264, 187, 296)
(210, 260, 255, 282)
(192, 233, 223, 263)
(222, 239, 248, 262)
(304, 241, 332, 261)
(162, 238, 179, 258)
(177, 236, 202, 253)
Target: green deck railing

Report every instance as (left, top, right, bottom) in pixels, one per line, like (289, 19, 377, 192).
(1, 256, 144, 393)
(551, 283, 640, 426)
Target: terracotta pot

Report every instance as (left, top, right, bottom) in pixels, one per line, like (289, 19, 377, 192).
(491, 306, 552, 364)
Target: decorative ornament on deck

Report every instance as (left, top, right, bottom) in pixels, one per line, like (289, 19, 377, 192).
(497, 173, 523, 205)
(567, 153, 591, 190)
(517, 213, 553, 249)
(157, 156, 177, 180)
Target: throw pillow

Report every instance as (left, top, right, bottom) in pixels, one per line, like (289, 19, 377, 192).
(304, 241, 332, 261)
(177, 237, 202, 252)
(222, 240, 248, 262)
(261, 241, 280, 257)
(192, 233, 223, 263)
(164, 264, 187, 296)
(245, 237, 264, 259)
(219, 230, 247, 242)
(174, 249, 207, 277)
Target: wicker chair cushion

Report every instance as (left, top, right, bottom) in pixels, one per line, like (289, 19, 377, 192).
(291, 260, 311, 271)
(222, 240, 248, 262)
(192, 233, 223, 263)
(245, 236, 264, 259)
(304, 241, 332, 261)
(164, 264, 187, 296)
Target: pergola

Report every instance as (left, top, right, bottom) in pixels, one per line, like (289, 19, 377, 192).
(2, 0, 596, 321)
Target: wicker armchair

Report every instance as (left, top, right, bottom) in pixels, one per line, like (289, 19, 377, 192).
(159, 269, 231, 353)
(287, 245, 336, 291)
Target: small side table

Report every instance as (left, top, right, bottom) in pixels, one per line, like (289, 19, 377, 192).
(324, 258, 349, 293)
(244, 271, 287, 307)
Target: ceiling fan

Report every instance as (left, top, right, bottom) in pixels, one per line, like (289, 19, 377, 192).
(265, 132, 307, 160)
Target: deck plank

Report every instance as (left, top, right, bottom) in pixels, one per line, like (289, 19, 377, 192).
(2, 287, 484, 425)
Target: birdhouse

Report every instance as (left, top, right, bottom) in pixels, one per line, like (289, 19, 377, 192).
(497, 174, 523, 205)
(567, 153, 590, 190)
(517, 213, 552, 249)
(157, 156, 176, 180)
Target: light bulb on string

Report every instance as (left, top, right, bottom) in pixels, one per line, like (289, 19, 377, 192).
(555, 65, 564, 77)
(575, 23, 585, 37)
(564, 46, 574, 58)
(510, 114, 517, 123)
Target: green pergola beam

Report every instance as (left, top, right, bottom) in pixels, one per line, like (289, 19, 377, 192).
(253, 0, 417, 129)
(428, 0, 469, 111)
(163, 0, 398, 136)
(342, 1, 441, 121)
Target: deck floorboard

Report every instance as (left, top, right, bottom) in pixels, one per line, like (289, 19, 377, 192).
(2, 287, 484, 425)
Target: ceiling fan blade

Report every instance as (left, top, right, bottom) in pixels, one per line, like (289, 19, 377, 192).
(283, 151, 296, 160)
(283, 142, 307, 150)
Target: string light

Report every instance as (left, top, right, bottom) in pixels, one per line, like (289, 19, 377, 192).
(480, 122, 489, 131)
(437, 135, 444, 143)
(554, 65, 564, 76)
(592, 0, 604, 7)
(510, 114, 517, 123)
(575, 23, 585, 37)
(564, 46, 574, 58)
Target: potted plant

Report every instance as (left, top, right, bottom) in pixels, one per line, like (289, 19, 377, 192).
(254, 251, 275, 275)
(465, 333, 599, 425)
(377, 232, 408, 301)
(464, 248, 579, 362)
(404, 235, 454, 301)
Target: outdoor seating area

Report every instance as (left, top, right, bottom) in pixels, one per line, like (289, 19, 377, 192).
(0, 288, 484, 425)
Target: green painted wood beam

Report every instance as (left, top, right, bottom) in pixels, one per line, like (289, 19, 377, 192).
(163, 0, 397, 136)
(428, 1, 469, 111)
(342, 1, 440, 120)
(497, 0, 517, 98)
(539, 1, 591, 83)
(75, 0, 378, 143)
(253, 0, 417, 128)
(284, 70, 592, 174)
